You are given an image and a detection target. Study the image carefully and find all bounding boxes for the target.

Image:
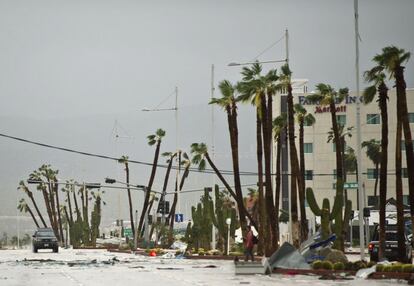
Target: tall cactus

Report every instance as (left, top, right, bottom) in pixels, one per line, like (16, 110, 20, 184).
(306, 187, 352, 246)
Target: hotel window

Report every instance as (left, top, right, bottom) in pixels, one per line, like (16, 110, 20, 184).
(305, 170, 313, 180)
(304, 143, 313, 153)
(409, 113, 414, 123)
(336, 115, 346, 127)
(367, 114, 380, 124)
(403, 168, 408, 178)
(333, 169, 337, 180)
(367, 168, 378, 179)
(403, 195, 410, 205)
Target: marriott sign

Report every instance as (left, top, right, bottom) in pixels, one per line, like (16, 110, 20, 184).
(298, 96, 363, 114)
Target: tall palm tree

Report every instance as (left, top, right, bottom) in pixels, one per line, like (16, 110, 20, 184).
(210, 79, 248, 234)
(362, 139, 381, 204)
(307, 83, 349, 250)
(377, 46, 413, 256)
(118, 156, 135, 244)
(18, 181, 47, 227)
(156, 151, 177, 224)
(17, 198, 40, 228)
(138, 128, 166, 236)
(272, 113, 287, 250)
(294, 104, 315, 241)
(278, 64, 303, 247)
(363, 58, 391, 261)
(237, 63, 279, 253)
(190, 143, 257, 231)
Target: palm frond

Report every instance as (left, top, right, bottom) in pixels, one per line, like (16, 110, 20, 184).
(362, 85, 377, 104)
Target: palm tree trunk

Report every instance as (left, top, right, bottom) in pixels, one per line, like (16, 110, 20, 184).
(138, 140, 161, 236)
(287, 84, 301, 248)
(226, 103, 248, 237)
(263, 94, 278, 251)
(53, 180, 64, 243)
(169, 155, 184, 244)
(204, 153, 258, 230)
(395, 85, 406, 262)
(378, 82, 388, 262)
(27, 205, 40, 228)
(41, 186, 55, 234)
(73, 190, 81, 220)
(256, 111, 267, 255)
(125, 162, 135, 244)
(274, 134, 282, 249)
(156, 155, 175, 225)
(329, 101, 345, 251)
(47, 180, 59, 239)
(374, 163, 379, 200)
(28, 192, 47, 227)
(395, 66, 414, 232)
(298, 120, 308, 242)
(66, 189, 74, 224)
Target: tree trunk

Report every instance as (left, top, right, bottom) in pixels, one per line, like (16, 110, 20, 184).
(73, 190, 81, 220)
(28, 192, 47, 227)
(66, 188, 74, 224)
(169, 154, 184, 244)
(125, 162, 135, 245)
(274, 134, 282, 250)
(156, 154, 175, 226)
(373, 163, 379, 200)
(53, 180, 64, 243)
(378, 82, 388, 262)
(256, 111, 266, 256)
(138, 140, 161, 236)
(47, 179, 59, 240)
(27, 205, 40, 228)
(395, 66, 414, 234)
(395, 83, 406, 262)
(204, 153, 258, 230)
(298, 120, 308, 242)
(40, 185, 55, 234)
(287, 84, 301, 248)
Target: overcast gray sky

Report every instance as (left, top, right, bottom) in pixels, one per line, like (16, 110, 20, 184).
(0, 0, 413, 234)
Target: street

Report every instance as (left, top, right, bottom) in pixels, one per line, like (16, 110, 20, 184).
(0, 249, 401, 286)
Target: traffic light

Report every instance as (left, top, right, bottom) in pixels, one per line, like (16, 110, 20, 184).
(157, 201, 170, 214)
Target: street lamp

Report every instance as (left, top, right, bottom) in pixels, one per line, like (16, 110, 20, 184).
(228, 59, 287, 66)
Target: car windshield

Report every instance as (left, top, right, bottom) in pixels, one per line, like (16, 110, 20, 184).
(37, 231, 55, 237)
(385, 232, 398, 241)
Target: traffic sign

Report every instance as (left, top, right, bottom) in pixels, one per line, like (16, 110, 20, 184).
(344, 182, 358, 189)
(123, 228, 133, 238)
(175, 214, 184, 223)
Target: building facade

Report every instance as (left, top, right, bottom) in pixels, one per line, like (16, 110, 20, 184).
(273, 81, 414, 212)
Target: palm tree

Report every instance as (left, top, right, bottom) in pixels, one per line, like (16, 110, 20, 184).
(190, 143, 257, 231)
(237, 63, 279, 253)
(118, 155, 135, 244)
(377, 46, 413, 261)
(18, 181, 47, 227)
(363, 58, 391, 261)
(307, 83, 349, 250)
(138, 128, 166, 237)
(17, 198, 40, 228)
(294, 104, 315, 241)
(362, 139, 381, 204)
(156, 151, 177, 225)
(62, 181, 74, 224)
(278, 64, 304, 247)
(210, 79, 248, 234)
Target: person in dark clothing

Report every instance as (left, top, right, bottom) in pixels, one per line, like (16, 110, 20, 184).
(243, 225, 254, 262)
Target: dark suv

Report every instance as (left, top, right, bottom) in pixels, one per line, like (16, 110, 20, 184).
(32, 228, 59, 253)
(369, 224, 412, 262)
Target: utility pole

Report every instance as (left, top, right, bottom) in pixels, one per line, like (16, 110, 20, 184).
(211, 64, 216, 250)
(354, 0, 366, 260)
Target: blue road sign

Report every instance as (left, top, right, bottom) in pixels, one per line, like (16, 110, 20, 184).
(175, 214, 184, 223)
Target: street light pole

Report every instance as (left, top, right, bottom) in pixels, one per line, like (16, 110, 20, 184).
(211, 63, 216, 250)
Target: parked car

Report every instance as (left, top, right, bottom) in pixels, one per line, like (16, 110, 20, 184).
(369, 224, 412, 262)
(32, 228, 59, 253)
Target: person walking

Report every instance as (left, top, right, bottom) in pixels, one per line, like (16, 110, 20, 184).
(244, 225, 254, 262)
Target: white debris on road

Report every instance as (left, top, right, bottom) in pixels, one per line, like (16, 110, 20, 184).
(0, 248, 401, 285)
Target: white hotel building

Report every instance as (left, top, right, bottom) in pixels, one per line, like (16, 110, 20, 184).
(273, 81, 414, 213)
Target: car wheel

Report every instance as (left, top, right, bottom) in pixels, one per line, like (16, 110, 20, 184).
(53, 247, 58, 253)
(370, 254, 377, 262)
(33, 246, 37, 253)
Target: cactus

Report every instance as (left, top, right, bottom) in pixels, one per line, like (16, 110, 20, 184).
(306, 187, 352, 244)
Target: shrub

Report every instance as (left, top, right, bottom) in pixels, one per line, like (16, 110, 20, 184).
(322, 261, 333, 270)
(352, 260, 367, 271)
(402, 264, 414, 273)
(312, 260, 323, 270)
(198, 248, 205, 256)
(228, 251, 243, 256)
(382, 265, 392, 272)
(344, 261, 354, 271)
(333, 262, 345, 270)
(367, 261, 376, 268)
(390, 263, 403, 273)
(376, 264, 385, 272)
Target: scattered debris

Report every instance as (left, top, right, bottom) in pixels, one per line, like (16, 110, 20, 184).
(156, 267, 184, 270)
(192, 265, 217, 268)
(269, 242, 311, 270)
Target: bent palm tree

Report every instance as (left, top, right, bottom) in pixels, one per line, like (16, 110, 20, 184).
(138, 128, 166, 236)
(18, 181, 47, 227)
(190, 143, 257, 231)
(18, 198, 40, 228)
(362, 139, 381, 204)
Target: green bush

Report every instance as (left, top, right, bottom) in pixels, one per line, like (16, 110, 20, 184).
(376, 264, 385, 272)
(367, 261, 376, 268)
(344, 261, 354, 271)
(390, 264, 403, 273)
(228, 251, 243, 256)
(322, 261, 333, 270)
(333, 262, 345, 270)
(382, 265, 392, 272)
(402, 264, 414, 273)
(312, 260, 323, 270)
(352, 260, 367, 271)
